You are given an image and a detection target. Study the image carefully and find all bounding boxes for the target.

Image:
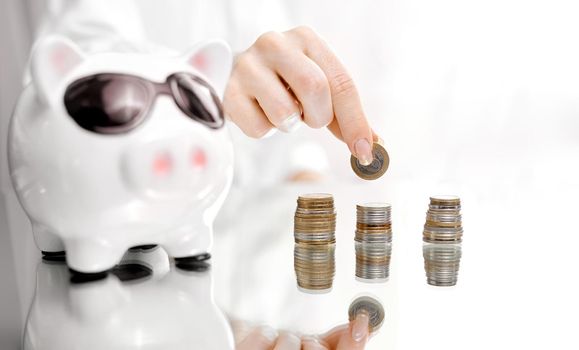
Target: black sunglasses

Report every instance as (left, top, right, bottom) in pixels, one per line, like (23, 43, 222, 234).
(64, 72, 225, 134)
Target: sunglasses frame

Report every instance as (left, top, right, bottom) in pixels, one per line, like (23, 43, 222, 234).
(64, 72, 225, 135)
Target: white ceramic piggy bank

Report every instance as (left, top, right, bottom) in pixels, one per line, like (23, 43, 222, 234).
(8, 36, 234, 273)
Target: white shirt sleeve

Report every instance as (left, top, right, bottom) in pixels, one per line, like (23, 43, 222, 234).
(34, 0, 147, 53)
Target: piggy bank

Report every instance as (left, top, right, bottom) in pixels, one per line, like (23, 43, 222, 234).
(8, 36, 234, 273)
(24, 248, 235, 350)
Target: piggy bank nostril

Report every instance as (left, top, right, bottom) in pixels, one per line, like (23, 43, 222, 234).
(191, 148, 207, 169)
(153, 152, 172, 176)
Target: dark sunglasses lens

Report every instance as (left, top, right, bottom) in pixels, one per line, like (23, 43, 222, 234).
(172, 74, 224, 129)
(64, 75, 149, 134)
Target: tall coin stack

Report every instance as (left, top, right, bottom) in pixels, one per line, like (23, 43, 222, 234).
(355, 203, 392, 282)
(422, 195, 463, 286)
(294, 194, 336, 293)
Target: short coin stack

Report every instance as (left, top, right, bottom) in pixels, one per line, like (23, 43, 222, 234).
(423, 196, 463, 243)
(422, 195, 463, 286)
(423, 244, 462, 286)
(355, 203, 392, 282)
(294, 194, 336, 293)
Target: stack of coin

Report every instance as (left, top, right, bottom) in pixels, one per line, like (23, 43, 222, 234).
(423, 196, 463, 243)
(293, 194, 336, 292)
(355, 203, 392, 281)
(422, 195, 463, 286)
(423, 244, 462, 286)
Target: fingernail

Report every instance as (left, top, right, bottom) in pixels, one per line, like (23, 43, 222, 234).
(354, 139, 373, 166)
(278, 112, 302, 133)
(259, 326, 278, 342)
(302, 335, 320, 343)
(351, 312, 370, 342)
(302, 335, 321, 344)
(284, 333, 302, 346)
(261, 128, 278, 139)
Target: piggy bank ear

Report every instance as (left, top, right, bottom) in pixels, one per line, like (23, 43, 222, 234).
(183, 40, 232, 96)
(30, 36, 85, 104)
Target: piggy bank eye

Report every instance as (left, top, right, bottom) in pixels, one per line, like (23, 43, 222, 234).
(64, 75, 151, 134)
(170, 73, 224, 129)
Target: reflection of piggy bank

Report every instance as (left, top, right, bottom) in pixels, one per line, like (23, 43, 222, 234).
(24, 249, 234, 350)
(8, 36, 234, 273)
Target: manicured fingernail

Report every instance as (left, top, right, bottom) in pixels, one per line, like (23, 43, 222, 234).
(351, 312, 370, 342)
(278, 112, 302, 133)
(354, 139, 373, 166)
(283, 333, 301, 346)
(302, 335, 321, 344)
(261, 128, 278, 139)
(259, 326, 278, 342)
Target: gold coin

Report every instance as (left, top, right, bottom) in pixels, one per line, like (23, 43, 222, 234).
(429, 195, 460, 205)
(424, 220, 462, 228)
(356, 223, 392, 230)
(298, 193, 333, 200)
(350, 143, 389, 180)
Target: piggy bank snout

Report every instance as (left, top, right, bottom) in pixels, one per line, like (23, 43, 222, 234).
(150, 147, 207, 176)
(122, 137, 218, 198)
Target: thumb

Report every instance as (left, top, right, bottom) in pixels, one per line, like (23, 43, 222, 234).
(336, 312, 370, 350)
(236, 326, 278, 350)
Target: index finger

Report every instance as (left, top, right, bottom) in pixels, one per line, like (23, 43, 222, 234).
(284, 26, 375, 166)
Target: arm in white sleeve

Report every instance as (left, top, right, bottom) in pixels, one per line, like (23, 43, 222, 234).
(23, 0, 150, 84)
(34, 0, 147, 53)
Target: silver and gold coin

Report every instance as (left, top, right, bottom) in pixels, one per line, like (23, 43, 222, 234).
(351, 143, 390, 180)
(348, 295, 385, 334)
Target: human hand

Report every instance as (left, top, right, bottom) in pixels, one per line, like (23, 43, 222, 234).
(224, 26, 377, 166)
(234, 312, 371, 349)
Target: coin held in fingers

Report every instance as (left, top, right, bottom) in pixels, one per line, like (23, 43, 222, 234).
(351, 143, 389, 180)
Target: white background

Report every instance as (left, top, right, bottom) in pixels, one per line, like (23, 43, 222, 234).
(2, 0, 579, 349)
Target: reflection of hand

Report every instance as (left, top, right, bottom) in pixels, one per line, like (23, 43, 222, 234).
(224, 26, 377, 166)
(234, 313, 371, 350)
(306, 312, 371, 350)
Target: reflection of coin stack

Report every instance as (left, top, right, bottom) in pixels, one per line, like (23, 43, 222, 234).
(422, 196, 463, 286)
(293, 194, 336, 293)
(423, 244, 462, 286)
(355, 203, 392, 282)
(423, 196, 463, 243)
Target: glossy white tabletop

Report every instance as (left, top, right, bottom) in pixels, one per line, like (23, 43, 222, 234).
(213, 174, 579, 349)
